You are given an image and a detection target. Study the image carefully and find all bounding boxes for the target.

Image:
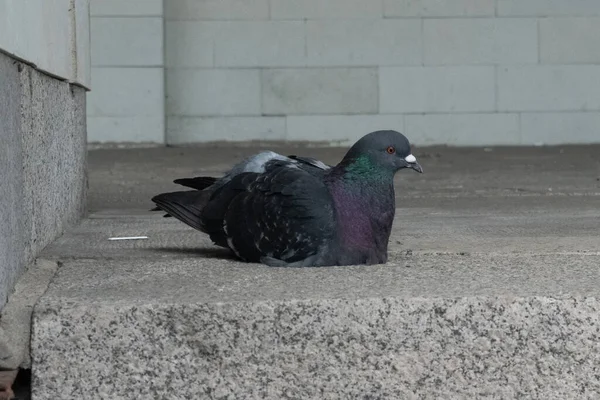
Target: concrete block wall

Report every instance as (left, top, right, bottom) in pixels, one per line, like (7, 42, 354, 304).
(90, 0, 600, 146)
(87, 0, 165, 143)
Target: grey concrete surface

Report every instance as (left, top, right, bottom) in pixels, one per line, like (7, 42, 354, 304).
(20, 64, 88, 262)
(87, 144, 600, 212)
(0, 260, 58, 370)
(37, 234, 600, 305)
(32, 144, 600, 398)
(0, 51, 25, 311)
(32, 294, 600, 399)
(0, 51, 87, 369)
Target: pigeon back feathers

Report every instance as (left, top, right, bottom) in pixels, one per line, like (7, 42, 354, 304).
(152, 152, 335, 265)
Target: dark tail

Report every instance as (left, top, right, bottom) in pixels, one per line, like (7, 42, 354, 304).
(173, 176, 217, 191)
(150, 176, 218, 217)
(150, 205, 173, 217)
(151, 190, 212, 232)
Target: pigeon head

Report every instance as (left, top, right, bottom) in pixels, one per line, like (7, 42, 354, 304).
(341, 130, 423, 175)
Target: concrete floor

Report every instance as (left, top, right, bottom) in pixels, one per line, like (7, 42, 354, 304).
(82, 143, 600, 269)
(89, 144, 600, 211)
(29, 143, 600, 399)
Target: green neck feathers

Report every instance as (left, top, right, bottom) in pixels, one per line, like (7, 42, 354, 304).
(343, 155, 393, 182)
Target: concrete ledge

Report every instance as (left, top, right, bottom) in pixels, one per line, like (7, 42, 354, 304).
(31, 205, 600, 398)
(30, 145, 600, 398)
(0, 50, 87, 368)
(33, 294, 600, 399)
(0, 259, 58, 369)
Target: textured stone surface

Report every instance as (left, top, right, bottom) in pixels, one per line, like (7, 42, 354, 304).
(0, 259, 58, 369)
(1, 52, 86, 309)
(20, 66, 88, 261)
(31, 212, 600, 398)
(0, 52, 25, 310)
(0, 51, 87, 368)
(30, 143, 600, 398)
(32, 290, 600, 399)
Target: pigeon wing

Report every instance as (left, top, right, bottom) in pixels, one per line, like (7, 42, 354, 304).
(203, 160, 335, 264)
(287, 155, 331, 172)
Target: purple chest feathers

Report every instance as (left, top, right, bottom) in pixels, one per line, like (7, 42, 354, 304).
(330, 183, 395, 252)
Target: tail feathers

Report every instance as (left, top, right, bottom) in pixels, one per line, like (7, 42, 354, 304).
(173, 176, 218, 191)
(150, 205, 173, 217)
(151, 190, 211, 232)
(150, 176, 217, 217)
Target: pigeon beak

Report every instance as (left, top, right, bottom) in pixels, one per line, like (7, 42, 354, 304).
(404, 154, 423, 173)
(410, 162, 423, 173)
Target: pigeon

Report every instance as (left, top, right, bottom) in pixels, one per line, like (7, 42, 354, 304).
(151, 130, 423, 267)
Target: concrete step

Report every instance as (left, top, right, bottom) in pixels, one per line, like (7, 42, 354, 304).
(31, 199, 600, 399)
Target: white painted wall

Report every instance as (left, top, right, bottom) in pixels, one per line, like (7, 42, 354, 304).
(89, 0, 600, 146)
(0, 0, 90, 88)
(86, 0, 164, 143)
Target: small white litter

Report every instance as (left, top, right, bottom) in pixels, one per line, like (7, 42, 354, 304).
(108, 236, 149, 241)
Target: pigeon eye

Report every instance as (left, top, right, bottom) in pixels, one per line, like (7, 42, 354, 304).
(386, 146, 396, 154)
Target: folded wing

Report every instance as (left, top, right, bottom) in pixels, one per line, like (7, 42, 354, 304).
(151, 157, 335, 265)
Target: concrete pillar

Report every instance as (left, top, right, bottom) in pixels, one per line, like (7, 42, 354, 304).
(0, 0, 90, 369)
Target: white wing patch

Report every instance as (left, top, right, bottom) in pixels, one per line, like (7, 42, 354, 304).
(241, 151, 288, 173)
(281, 249, 296, 260)
(305, 159, 329, 170)
(223, 220, 242, 258)
(227, 237, 241, 258)
(216, 151, 289, 186)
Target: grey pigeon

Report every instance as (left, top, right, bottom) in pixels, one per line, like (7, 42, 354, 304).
(151, 130, 423, 267)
